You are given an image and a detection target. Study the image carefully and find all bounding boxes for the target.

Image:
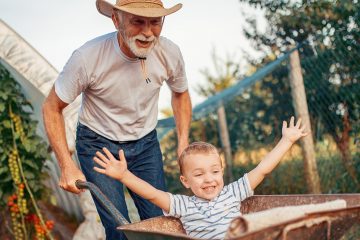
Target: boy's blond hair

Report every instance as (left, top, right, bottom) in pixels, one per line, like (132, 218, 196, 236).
(178, 142, 220, 174)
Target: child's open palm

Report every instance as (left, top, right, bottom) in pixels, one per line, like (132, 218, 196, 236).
(282, 116, 308, 143)
(93, 148, 128, 181)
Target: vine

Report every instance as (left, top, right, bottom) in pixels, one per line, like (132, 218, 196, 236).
(0, 65, 54, 239)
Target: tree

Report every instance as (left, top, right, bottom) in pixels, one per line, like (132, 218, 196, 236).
(239, 0, 360, 189)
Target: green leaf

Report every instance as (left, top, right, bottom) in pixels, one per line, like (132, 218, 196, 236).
(31, 183, 41, 193)
(0, 103, 4, 112)
(23, 159, 39, 170)
(23, 140, 32, 152)
(2, 120, 11, 128)
(28, 180, 41, 193)
(0, 154, 7, 162)
(0, 92, 8, 100)
(13, 132, 20, 140)
(0, 166, 9, 175)
(0, 174, 12, 183)
(24, 171, 35, 180)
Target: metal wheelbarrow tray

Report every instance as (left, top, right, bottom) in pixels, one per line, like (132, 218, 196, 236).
(76, 181, 360, 240)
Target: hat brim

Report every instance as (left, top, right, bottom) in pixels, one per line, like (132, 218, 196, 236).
(96, 0, 182, 18)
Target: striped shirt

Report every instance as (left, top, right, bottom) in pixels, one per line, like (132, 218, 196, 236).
(164, 174, 253, 239)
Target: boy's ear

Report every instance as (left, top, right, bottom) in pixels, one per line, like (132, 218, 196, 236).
(180, 175, 190, 189)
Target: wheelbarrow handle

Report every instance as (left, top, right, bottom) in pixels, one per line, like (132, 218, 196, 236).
(75, 180, 130, 226)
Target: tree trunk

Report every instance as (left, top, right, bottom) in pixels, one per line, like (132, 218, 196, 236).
(289, 49, 322, 194)
(334, 106, 360, 191)
(217, 103, 234, 183)
(200, 121, 207, 142)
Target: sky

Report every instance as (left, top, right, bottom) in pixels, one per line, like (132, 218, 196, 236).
(0, 0, 265, 118)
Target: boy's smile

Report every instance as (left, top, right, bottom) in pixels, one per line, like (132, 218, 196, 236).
(180, 153, 224, 201)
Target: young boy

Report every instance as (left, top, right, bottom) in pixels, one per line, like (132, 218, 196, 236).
(93, 117, 308, 239)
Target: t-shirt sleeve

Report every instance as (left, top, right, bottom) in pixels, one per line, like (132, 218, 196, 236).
(54, 50, 88, 104)
(163, 193, 188, 218)
(228, 173, 254, 201)
(165, 47, 188, 93)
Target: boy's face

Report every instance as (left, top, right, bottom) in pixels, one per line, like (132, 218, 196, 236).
(180, 153, 224, 201)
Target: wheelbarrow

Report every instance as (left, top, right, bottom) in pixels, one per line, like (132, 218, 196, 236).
(75, 180, 360, 240)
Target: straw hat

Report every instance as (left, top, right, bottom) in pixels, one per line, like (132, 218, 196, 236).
(96, 0, 182, 18)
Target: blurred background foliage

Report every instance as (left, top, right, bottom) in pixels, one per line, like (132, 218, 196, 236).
(160, 0, 359, 195)
(0, 1, 359, 237)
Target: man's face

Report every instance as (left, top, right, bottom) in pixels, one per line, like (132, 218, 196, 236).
(180, 153, 224, 201)
(114, 11, 163, 58)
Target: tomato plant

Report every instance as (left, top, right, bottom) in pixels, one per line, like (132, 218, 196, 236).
(0, 65, 54, 239)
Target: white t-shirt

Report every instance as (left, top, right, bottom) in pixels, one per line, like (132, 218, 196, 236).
(164, 174, 254, 239)
(55, 32, 187, 141)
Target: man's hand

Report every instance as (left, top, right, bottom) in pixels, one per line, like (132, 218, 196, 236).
(93, 148, 128, 181)
(177, 139, 189, 158)
(282, 116, 308, 143)
(59, 163, 86, 194)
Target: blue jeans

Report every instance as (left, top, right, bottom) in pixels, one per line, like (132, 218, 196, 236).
(76, 123, 166, 240)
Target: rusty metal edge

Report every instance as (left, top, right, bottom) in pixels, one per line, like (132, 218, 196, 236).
(229, 205, 360, 240)
(117, 226, 197, 240)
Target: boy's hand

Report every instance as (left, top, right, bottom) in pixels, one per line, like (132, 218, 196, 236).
(282, 116, 308, 143)
(93, 148, 128, 181)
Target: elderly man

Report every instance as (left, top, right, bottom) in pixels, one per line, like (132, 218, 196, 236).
(42, 0, 191, 239)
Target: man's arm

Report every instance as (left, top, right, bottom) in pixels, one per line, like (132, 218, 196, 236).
(94, 148, 170, 212)
(171, 90, 192, 157)
(247, 117, 308, 190)
(42, 86, 85, 194)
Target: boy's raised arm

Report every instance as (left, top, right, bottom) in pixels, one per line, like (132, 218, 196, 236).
(247, 117, 308, 190)
(93, 148, 170, 212)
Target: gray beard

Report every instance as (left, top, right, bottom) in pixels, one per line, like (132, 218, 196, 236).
(127, 36, 158, 58)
